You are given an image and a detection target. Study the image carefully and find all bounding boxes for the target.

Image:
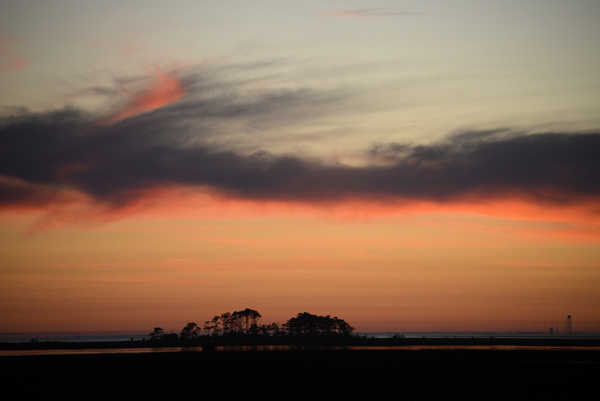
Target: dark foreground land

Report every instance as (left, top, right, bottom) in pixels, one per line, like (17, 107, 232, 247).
(3, 335, 600, 350)
(1, 349, 599, 401)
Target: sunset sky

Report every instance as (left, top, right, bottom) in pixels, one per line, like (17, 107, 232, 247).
(1, 1, 599, 335)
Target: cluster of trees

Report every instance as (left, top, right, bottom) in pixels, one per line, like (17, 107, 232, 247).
(283, 312, 354, 336)
(149, 309, 354, 341)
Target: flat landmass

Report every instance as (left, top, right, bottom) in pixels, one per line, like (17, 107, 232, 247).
(2, 338, 599, 400)
(2, 335, 600, 350)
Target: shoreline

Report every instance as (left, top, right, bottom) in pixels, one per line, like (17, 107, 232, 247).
(2, 335, 600, 351)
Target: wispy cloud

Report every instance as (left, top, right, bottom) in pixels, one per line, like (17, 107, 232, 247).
(101, 66, 188, 124)
(319, 8, 416, 18)
(0, 35, 30, 74)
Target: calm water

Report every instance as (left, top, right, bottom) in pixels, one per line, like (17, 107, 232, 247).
(2, 345, 600, 356)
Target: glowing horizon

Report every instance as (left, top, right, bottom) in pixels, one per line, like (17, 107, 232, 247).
(1, 1, 599, 334)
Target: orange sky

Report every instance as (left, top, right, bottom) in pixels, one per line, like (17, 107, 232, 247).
(1, 1, 599, 335)
(1, 193, 599, 334)
(0, 81, 598, 332)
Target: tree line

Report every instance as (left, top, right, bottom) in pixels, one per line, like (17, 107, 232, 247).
(149, 309, 354, 341)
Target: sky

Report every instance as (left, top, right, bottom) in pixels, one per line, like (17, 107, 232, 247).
(1, 0, 599, 334)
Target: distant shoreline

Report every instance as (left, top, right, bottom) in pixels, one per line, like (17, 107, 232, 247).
(2, 335, 600, 351)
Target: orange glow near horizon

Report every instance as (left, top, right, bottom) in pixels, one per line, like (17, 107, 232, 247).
(1, 183, 599, 242)
(1, 184, 599, 334)
(1, 207, 599, 333)
(2, 2, 599, 339)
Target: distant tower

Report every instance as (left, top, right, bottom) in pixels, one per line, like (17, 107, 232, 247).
(566, 315, 572, 335)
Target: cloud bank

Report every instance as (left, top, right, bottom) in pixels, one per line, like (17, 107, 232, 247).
(1, 113, 598, 206)
(0, 69, 598, 230)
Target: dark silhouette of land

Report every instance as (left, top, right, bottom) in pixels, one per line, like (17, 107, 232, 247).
(2, 349, 599, 400)
(1, 308, 599, 351)
(2, 309, 599, 400)
(2, 334, 600, 351)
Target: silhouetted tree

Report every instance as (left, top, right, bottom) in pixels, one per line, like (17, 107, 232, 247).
(154, 309, 352, 340)
(332, 316, 354, 335)
(219, 312, 233, 335)
(284, 312, 354, 336)
(204, 316, 221, 336)
(162, 332, 179, 341)
(216, 309, 262, 335)
(230, 308, 262, 335)
(180, 322, 201, 340)
(149, 327, 164, 340)
(258, 322, 284, 336)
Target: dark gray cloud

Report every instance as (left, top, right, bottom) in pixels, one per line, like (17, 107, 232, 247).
(1, 102, 599, 214)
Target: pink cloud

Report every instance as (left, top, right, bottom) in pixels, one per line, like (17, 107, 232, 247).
(101, 66, 188, 125)
(0, 36, 30, 74)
